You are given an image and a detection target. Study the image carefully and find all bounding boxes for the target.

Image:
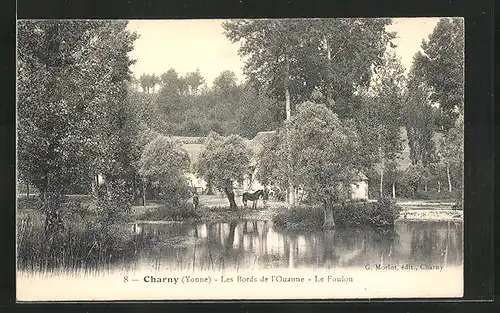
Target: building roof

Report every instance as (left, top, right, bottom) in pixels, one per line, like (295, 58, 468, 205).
(246, 131, 276, 157)
(183, 143, 204, 165)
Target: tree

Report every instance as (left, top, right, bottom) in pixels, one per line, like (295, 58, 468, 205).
(404, 55, 437, 167)
(195, 131, 223, 195)
(403, 162, 431, 194)
(436, 114, 464, 193)
(356, 50, 405, 198)
(413, 18, 464, 196)
(237, 84, 280, 139)
(416, 17, 464, 132)
(223, 18, 393, 118)
(138, 135, 191, 206)
(290, 101, 361, 227)
(213, 70, 238, 98)
(17, 20, 138, 227)
(195, 134, 252, 209)
(156, 68, 184, 124)
(256, 130, 289, 191)
(223, 18, 393, 208)
(139, 73, 156, 94)
(184, 69, 205, 95)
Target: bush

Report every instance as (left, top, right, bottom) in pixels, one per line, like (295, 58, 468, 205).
(273, 199, 401, 229)
(137, 203, 201, 221)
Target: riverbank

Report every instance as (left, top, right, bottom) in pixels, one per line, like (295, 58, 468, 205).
(17, 195, 463, 225)
(130, 195, 463, 225)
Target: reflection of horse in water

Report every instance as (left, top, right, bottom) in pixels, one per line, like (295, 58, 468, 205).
(242, 190, 264, 209)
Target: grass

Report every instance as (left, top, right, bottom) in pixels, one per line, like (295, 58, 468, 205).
(16, 196, 154, 273)
(17, 212, 151, 273)
(273, 199, 401, 230)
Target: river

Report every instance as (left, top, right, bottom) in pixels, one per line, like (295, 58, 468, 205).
(124, 219, 463, 272)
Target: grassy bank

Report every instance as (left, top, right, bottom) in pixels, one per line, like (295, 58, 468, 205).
(17, 210, 152, 273)
(273, 200, 401, 229)
(132, 202, 288, 223)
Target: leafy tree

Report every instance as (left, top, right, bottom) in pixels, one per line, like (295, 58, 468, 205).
(184, 69, 205, 95)
(156, 68, 184, 124)
(436, 114, 464, 193)
(256, 129, 289, 191)
(290, 101, 361, 227)
(213, 70, 238, 98)
(139, 73, 157, 94)
(238, 85, 281, 139)
(356, 50, 405, 198)
(17, 20, 137, 226)
(403, 162, 431, 193)
(195, 134, 252, 209)
(416, 17, 464, 132)
(404, 55, 437, 167)
(195, 131, 223, 195)
(138, 136, 191, 205)
(223, 18, 393, 119)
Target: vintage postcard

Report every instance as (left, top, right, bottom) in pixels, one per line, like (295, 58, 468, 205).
(16, 17, 464, 301)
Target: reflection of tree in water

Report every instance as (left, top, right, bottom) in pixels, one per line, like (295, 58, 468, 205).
(126, 219, 463, 272)
(372, 227, 397, 264)
(407, 221, 463, 265)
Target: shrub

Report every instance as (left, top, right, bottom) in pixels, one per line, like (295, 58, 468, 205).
(137, 203, 201, 221)
(273, 200, 401, 229)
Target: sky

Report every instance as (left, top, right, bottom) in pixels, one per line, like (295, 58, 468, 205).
(127, 18, 440, 87)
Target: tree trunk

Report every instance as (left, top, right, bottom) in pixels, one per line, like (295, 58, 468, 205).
(325, 36, 333, 105)
(424, 183, 428, 192)
(284, 48, 295, 209)
(438, 180, 441, 193)
(322, 198, 335, 228)
(26, 182, 30, 199)
(207, 179, 213, 195)
(446, 163, 452, 192)
(392, 182, 396, 199)
(378, 131, 384, 199)
(224, 186, 237, 210)
(142, 179, 146, 207)
(132, 173, 136, 201)
(92, 173, 99, 199)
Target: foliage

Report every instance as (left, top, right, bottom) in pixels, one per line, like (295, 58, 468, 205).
(138, 135, 191, 204)
(223, 18, 393, 119)
(136, 203, 200, 221)
(195, 134, 252, 208)
(415, 17, 464, 131)
(403, 163, 431, 191)
(288, 101, 361, 203)
(273, 200, 401, 229)
(256, 129, 289, 190)
(404, 57, 437, 166)
(17, 212, 150, 273)
(17, 20, 138, 221)
(435, 114, 464, 192)
(356, 51, 405, 174)
(238, 85, 282, 139)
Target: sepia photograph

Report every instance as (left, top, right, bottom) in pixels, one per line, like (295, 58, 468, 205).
(16, 17, 464, 301)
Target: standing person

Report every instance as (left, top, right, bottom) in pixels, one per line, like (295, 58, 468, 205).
(262, 186, 269, 208)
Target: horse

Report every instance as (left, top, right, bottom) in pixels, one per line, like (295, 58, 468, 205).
(242, 190, 264, 209)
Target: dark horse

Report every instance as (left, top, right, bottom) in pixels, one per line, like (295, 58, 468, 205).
(242, 190, 264, 209)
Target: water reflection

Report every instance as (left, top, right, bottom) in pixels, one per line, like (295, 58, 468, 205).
(127, 219, 463, 272)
